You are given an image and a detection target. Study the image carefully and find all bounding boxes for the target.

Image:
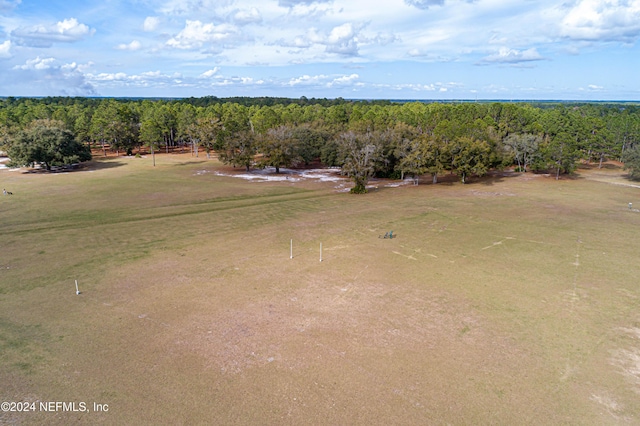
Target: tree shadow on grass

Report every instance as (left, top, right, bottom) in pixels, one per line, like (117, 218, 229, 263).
(429, 174, 458, 186)
(21, 159, 126, 174)
(87, 158, 127, 171)
(434, 172, 507, 186)
(577, 161, 624, 171)
(560, 172, 585, 181)
(477, 173, 506, 186)
(171, 160, 210, 168)
(622, 174, 640, 184)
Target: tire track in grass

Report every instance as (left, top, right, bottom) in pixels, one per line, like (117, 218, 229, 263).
(1, 190, 337, 236)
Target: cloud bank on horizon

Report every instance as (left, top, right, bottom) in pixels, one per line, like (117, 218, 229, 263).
(0, 0, 638, 99)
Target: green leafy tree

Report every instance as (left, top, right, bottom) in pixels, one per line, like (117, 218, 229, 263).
(397, 102, 429, 130)
(325, 104, 350, 129)
(251, 106, 282, 134)
(581, 117, 614, 168)
(416, 136, 449, 184)
(73, 108, 93, 148)
(0, 115, 18, 152)
(139, 107, 163, 166)
(611, 111, 640, 161)
(89, 100, 118, 156)
(7, 119, 91, 170)
(320, 139, 341, 167)
(199, 114, 223, 159)
(397, 139, 427, 184)
(503, 133, 541, 172)
(155, 103, 178, 153)
(258, 125, 302, 173)
(449, 137, 492, 184)
(90, 100, 139, 156)
(176, 104, 200, 156)
(543, 132, 580, 180)
(337, 131, 381, 193)
(112, 103, 140, 156)
(219, 103, 251, 134)
(534, 109, 582, 179)
(622, 144, 640, 180)
(216, 130, 257, 171)
(377, 123, 418, 179)
(292, 125, 330, 165)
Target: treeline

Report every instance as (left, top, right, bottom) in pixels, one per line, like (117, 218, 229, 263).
(2, 97, 640, 190)
(0, 96, 380, 108)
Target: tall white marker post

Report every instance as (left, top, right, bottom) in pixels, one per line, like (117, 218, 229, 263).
(290, 239, 293, 259)
(75, 280, 80, 295)
(320, 243, 323, 262)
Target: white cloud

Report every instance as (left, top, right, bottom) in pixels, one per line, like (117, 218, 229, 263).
(1, 0, 637, 99)
(199, 68, 220, 78)
(329, 73, 360, 86)
(278, 35, 313, 48)
(480, 47, 544, 64)
(57, 61, 93, 74)
(90, 72, 129, 81)
(560, 0, 640, 42)
(407, 48, 454, 62)
(286, 73, 360, 88)
(375, 81, 462, 93)
(14, 56, 56, 70)
(202, 75, 263, 87)
(83, 67, 464, 97)
(404, 0, 445, 9)
(9, 56, 96, 95)
(319, 22, 363, 56)
(288, 74, 329, 85)
(87, 70, 186, 89)
(0, 0, 20, 12)
(404, 0, 475, 10)
(283, 1, 334, 20)
(0, 40, 11, 58)
(11, 18, 95, 47)
(279, 0, 332, 7)
(233, 8, 262, 25)
(369, 32, 398, 46)
(140, 1, 551, 66)
(327, 23, 355, 44)
(116, 40, 142, 51)
(158, 0, 236, 16)
(143, 17, 161, 32)
(166, 20, 239, 50)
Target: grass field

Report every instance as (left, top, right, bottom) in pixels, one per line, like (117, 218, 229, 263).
(1, 154, 640, 424)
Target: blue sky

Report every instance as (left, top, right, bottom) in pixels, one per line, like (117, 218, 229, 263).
(0, 0, 638, 99)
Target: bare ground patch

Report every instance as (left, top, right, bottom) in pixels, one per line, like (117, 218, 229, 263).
(611, 326, 640, 395)
(162, 262, 565, 422)
(179, 281, 495, 375)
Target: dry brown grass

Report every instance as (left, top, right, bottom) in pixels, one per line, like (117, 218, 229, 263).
(2, 155, 640, 424)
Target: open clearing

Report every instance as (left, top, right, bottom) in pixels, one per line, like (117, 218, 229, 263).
(1, 154, 640, 424)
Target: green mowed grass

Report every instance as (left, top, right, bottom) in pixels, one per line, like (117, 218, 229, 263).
(1, 155, 640, 424)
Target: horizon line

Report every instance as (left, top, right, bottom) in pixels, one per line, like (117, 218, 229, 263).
(1, 95, 639, 104)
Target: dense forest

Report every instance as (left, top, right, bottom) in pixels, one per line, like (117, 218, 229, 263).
(2, 97, 640, 191)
